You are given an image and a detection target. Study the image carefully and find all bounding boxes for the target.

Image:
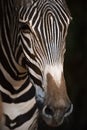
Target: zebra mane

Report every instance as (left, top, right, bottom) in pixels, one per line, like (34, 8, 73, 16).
(14, 0, 34, 9)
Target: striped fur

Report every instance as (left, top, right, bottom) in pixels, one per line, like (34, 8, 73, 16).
(16, 0, 71, 95)
(18, 0, 71, 88)
(0, 0, 71, 130)
(0, 0, 38, 130)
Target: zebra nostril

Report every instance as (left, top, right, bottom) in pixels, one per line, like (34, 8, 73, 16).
(43, 106, 54, 116)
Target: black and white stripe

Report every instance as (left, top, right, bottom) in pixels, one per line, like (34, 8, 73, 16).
(0, 0, 38, 130)
(0, 0, 71, 130)
(19, 0, 71, 88)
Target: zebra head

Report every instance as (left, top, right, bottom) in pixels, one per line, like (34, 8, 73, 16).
(18, 0, 73, 127)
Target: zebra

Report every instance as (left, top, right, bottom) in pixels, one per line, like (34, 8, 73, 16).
(0, 0, 73, 130)
(0, 0, 38, 130)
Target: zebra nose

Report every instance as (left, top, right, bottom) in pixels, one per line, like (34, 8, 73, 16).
(42, 103, 73, 118)
(42, 105, 54, 117)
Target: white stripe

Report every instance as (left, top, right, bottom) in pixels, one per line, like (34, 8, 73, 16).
(1, 64, 28, 89)
(3, 22, 26, 74)
(3, 98, 36, 120)
(15, 110, 38, 130)
(0, 83, 32, 99)
(29, 68, 42, 81)
(23, 49, 40, 69)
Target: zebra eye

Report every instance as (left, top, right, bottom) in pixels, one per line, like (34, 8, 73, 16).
(19, 22, 31, 33)
(20, 23, 29, 30)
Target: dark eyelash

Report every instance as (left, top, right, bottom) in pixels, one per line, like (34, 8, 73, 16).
(19, 21, 31, 32)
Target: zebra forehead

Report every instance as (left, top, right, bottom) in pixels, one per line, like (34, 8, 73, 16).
(19, 0, 71, 24)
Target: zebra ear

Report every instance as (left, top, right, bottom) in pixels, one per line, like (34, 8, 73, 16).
(62, 0, 72, 20)
(19, 19, 32, 33)
(55, 0, 72, 21)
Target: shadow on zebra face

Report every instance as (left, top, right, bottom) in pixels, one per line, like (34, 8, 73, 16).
(18, 0, 73, 127)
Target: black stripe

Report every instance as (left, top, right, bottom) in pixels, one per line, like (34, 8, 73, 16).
(20, 6, 27, 19)
(21, 37, 36, 61)
(30, 73, 42, 87)
(16, 45, 23, 63)
(28, 4, 37, 20)
(0, 45, 18, 80)
(1, 44, 27, 80)
(32, 8, 39, 26)
(1, 28, 20, 77)
(21, 31, 31, 48)
(0, 70, 32, 95)
(1, 1, 23, 78)
(26, 59, 42, 76)
(1, 85, 35, 103)
(0, 70, 17, 94)
(5, 104, 37, 129)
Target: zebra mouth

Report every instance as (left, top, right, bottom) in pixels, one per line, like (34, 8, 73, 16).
(38, 103, 73, 127)
(42, 117, 64, 127)
(36, 102, 64, 127)
(41, 106, 64, 127)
